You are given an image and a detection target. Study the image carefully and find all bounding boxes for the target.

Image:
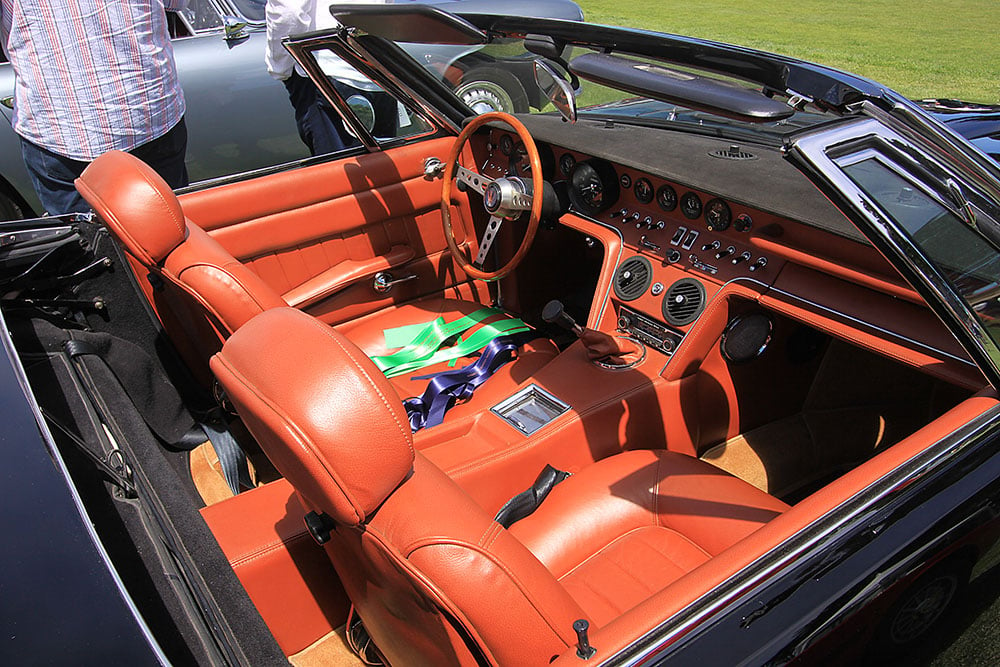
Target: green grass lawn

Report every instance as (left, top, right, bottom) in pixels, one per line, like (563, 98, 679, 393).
(576, 0, 1000, 103)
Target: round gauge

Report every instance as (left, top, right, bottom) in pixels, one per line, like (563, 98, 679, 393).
(705, 198, 732, 231)
(656, 184, 677, 211)
(569, 159, 620, 216)
(680, 192, 703, 220)
(620, 173, 632, 189)
(634, 178, 654, 204)
(559, 153, 576, 176)
(498, 134, 514, 156)
(734, 213, 753, 233)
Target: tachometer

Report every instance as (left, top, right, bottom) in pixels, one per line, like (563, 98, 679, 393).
(569, 159, 620, 216)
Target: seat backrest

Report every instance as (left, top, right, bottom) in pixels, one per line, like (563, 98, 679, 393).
(76, 151, 286, 375)
(211, 308, 587, 666)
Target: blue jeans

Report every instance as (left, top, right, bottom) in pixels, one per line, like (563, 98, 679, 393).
(20, 117, 189, 216)
(283, 72, 353, 156)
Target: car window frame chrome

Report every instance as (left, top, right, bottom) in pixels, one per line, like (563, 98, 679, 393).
(283, 30, 461, 153)
(785, 116, 1000, 389)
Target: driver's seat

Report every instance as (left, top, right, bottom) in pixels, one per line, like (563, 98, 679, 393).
(75, 150, 556, 407)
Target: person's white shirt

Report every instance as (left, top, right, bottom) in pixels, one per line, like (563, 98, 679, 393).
(265, 0, 385, 90)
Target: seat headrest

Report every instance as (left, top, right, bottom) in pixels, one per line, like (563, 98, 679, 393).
(210, 308, 415, 525)
(75, 151, 186, 266)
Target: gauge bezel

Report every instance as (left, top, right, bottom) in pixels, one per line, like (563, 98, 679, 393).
(680, 192, 703, 220)
(559, 153, 576, 177)
(634, 177, 654, 204)
(656, 184, 678, 212)
(705, 198, 732, 231)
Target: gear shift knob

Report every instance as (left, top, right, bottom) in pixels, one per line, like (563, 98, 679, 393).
(542, 300, 584, 336)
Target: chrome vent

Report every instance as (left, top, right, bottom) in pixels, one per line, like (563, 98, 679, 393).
(709, 144, 757, 161)
(613, 256, 652, 302)
(662, 278, 706, 326)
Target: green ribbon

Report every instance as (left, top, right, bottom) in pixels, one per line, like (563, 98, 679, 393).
(381, 318, 531, 378)
(373, 307, 521, 377)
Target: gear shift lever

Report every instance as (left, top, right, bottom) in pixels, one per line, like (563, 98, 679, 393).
(542, 300, 641, 366)
(542, 299, 584, 336)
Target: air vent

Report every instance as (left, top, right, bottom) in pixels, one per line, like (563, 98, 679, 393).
(613, 256, 652, 301)
(708, 144, 757, 161)
(662, 278, 706, 326)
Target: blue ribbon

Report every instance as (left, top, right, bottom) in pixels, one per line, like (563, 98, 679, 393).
(404, 331, 540, 432)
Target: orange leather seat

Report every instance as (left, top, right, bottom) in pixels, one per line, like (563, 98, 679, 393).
(75, 151, 555, 403)
(211, 307, 789, 665)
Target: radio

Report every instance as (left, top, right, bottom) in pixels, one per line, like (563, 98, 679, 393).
(616, 306, 683, 356)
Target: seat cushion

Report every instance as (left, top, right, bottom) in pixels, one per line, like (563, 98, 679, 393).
(509, 449, 789, 624)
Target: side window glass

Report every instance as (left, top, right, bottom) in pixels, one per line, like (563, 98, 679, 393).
(178, 0, 223, 33)
(310, 47, 433, 147)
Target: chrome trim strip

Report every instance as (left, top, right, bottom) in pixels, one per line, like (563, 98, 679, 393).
(609, 401, 1000, 665)
(0, 311, 171, 666)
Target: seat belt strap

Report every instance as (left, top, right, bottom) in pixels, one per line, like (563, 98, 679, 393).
(201, 414, 253, 496)
(404, 330, 539, 431)
(372, 307, 501, 375)
(494, 464, 571, 528)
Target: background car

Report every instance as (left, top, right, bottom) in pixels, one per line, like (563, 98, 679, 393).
(3, 6, 1000, 666)
(0, 0, 584, 220)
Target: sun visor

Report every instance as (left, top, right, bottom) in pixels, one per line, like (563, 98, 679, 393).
(570, 52, 795, 122)
(328, 5, 487, 45)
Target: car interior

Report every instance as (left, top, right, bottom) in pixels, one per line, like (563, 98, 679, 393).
(2, 26, 999, 667)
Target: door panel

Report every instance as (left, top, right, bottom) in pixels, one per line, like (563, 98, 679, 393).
(178, 137, 481, 324)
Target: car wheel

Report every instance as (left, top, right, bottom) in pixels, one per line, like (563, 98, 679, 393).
(0, 191, 25, 222)
(455, 67, 529, 115)
(876, 561, 969, 651)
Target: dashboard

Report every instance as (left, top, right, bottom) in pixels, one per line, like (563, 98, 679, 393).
(469, 119, 982, 388)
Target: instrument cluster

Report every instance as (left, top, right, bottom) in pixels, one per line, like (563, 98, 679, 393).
(557, 150, 776, 286)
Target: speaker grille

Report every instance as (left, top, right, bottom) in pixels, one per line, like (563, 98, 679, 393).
(613, 256, 652, 301)
(662, 278, 705, 326)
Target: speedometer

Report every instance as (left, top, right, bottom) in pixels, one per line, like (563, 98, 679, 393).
(569, 159, 620, 216)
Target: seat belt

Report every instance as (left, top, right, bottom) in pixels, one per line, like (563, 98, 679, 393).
(494, 464, 571, 528)
(404, 330, 539, 431)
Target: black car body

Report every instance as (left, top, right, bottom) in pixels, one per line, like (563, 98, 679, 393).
(3, 7, 1000, 666)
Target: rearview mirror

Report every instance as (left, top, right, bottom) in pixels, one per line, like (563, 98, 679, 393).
(346, 95, 376, 133)
(534, 60, 576, 123)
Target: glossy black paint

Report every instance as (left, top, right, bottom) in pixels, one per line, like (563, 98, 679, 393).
(0, 334, 160, 664)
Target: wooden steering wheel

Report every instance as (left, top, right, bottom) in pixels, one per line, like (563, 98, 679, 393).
(441, 112, 543, 281)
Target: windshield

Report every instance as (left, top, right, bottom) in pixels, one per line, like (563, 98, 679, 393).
(230, 0, 265, 23)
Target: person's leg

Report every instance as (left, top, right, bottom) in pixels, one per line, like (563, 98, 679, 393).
(130, 116, 189, 189)
(19, 137, 90, 215)
(283, 72, 348, 156)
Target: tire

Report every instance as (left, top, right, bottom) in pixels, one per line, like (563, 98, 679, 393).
(454, 67, 530, 115)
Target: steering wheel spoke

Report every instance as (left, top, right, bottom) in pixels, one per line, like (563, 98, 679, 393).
(473, 216, 505, 267)
(456, 166, 494, 195)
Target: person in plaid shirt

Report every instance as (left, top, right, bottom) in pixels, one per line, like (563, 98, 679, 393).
(0, 0, 189, 214)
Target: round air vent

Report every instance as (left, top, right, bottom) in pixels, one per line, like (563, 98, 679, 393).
(613, 256, 652, 301)
(708, 144, 757, 161)
(661, 278, 706, 326)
